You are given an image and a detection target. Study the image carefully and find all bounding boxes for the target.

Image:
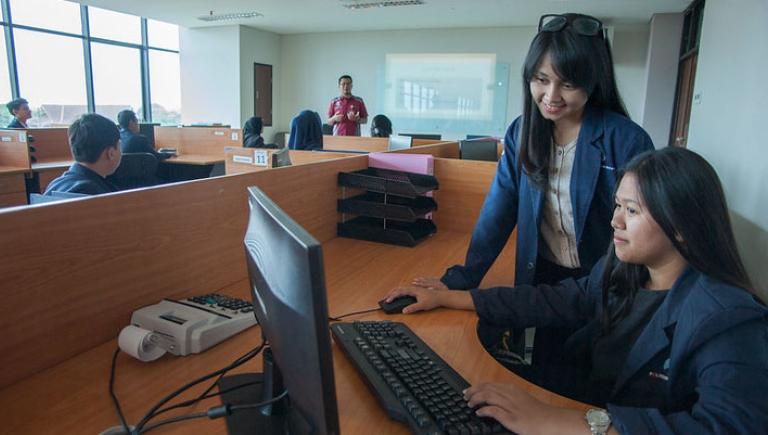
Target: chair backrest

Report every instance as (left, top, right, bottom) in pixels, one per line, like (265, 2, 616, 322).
(30, 191, 88, 204)
(388, 135, 413, 151)
(322, 124, 334, 135)
(107, 152, 160, 189)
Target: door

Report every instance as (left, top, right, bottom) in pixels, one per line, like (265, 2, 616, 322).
(254, 63, 273, 126)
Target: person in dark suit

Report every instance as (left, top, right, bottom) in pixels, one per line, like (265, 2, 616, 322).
(385, 147, 768, 435)
(45, 114, 122, 195)
(6, 98, 31, 128)
(117, 110, 171, 161)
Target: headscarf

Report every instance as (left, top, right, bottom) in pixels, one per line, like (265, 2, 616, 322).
(288, 110, 323, 150)
(243, 116, 264, 148)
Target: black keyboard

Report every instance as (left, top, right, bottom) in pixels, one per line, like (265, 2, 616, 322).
(331, 321, 511, 435)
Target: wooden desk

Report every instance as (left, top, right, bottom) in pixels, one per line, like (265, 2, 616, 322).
(0, 231, 586, 434)
(163, 154, 225, 166)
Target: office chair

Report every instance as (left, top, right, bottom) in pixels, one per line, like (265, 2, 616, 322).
(107, 152, 160, 190)
(322, 123, 334, 135)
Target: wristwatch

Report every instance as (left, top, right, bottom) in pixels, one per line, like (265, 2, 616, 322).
(585, 408, 611, 435)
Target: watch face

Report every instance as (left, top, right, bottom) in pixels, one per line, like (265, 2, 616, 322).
(587, 409, 611, 425)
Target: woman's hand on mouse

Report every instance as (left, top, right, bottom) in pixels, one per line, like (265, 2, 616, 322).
(411, 276, 449, 291)
(384, 287, 443, 313)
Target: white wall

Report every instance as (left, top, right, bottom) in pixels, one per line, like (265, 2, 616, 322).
(688, 0, 768, 296)
(239, 26, 281, 142)
(641, 14, 684, 148)
(612, 24, 651, 123)
(180, 26, 240, 127)
(278, 25, 651, 137)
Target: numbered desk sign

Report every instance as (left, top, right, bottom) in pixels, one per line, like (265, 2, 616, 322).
(254, 150, 269, 167)
(232, 154, 254, 164)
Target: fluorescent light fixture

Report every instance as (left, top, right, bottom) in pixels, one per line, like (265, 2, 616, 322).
(343, 0, 425, 10)
(197, 11, 263, 22)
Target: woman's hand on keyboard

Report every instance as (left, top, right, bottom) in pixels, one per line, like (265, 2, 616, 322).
(464, 383, 587, 435)
(411, 276, 449, 291)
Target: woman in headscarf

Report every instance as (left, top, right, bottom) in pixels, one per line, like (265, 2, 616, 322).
(288, 110, 323, 150)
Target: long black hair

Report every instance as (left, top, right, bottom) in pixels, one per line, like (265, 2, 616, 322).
(520, 13, 628, 189)
(600, 147, 755, 332)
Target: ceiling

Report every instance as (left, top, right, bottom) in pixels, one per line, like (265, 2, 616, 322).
(73, 0, 692, 34)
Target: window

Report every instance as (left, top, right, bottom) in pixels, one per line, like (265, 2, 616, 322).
(149, 50, 181, 125)
(9, 0, 82, 35)
(88, 7, 141, 44)
(91, 42, 142, 120)
(0, 34, 13, 127)
(148, 19, 179, 51)
(14, 29, 87, 127)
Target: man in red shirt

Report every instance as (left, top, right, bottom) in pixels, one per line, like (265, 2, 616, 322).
(327, 75, 368, 136)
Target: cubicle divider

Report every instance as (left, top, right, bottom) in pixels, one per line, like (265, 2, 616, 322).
(27, 128, 70, 163)
(323, 135, 389, 153)
(0, 155, 368, 389)
(155, 126, 242, 156)
(0, 129, 32, 207)
(225, 148, 360, 174)
(393, 141, 460, 159)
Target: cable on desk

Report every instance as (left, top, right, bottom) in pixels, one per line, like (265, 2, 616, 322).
(108, 347, 132, 435)
(137, 389, 289, 434)
(328, 306, 381, 322)
(133, 340, 266, 433)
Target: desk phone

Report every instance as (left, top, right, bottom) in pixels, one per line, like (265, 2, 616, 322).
(122, 294, 257, 359)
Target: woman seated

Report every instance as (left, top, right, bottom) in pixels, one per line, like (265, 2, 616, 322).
(384, 147, 768, 434)
(370, 114, 392, 138)
(288, 110, 323, 150)
(243, 116, 276, 149)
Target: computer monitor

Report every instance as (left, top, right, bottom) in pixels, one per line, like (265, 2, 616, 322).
(459, 138, 498, 162)
(321, 124, 334, 135)
(139, 123, 159, 148)
(271, 147, 292, 168)
(235, 186, 339, 435)
(466, 134, 490, 140)
(388, 135, 412, 151)
(400, 133, 442, 141)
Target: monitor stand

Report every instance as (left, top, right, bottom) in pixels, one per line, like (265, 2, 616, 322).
(218, 348, 291, 435)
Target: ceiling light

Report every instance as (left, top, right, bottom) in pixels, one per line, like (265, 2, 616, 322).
(197, 11, 263, 22)
(343, 0, 425, 10)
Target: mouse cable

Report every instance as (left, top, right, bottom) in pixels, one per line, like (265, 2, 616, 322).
(137, 390, 288, 435)
(328, 306, 381, 322)
(133, 340, 266, 433)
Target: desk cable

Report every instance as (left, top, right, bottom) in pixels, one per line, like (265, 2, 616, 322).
(328, 306, 382, 322)
(109, 339, 268, 434)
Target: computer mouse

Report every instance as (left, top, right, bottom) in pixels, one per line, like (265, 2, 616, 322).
(378, 295, 418, 314)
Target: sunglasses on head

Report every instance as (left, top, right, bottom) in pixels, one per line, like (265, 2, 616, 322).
(538, 14, 605, 38)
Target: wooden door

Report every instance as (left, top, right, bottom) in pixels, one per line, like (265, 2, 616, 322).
(254, 63, 273, 126)
(670, 53, 697, 147)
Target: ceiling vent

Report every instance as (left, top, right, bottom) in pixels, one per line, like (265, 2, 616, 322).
(197, 11, 263, 22)
(342, 0, 426, 10)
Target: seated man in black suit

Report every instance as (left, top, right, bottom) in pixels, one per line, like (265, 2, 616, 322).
(6, 98, 32, 128)
(44, 114, 121, 196)
(117, 109, 171, 160)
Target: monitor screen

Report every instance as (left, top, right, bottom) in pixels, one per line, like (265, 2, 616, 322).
(388, 135, 412, 151)
(243, 186, 339, 434)
(400, 133, 442, 141)
(459, 139, 498, 162)
(139, 123, 158, 148)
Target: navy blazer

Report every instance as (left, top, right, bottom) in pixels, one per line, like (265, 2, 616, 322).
(470, 261, 768, 434)
(120, 129, 170, 161)
(443, 107, 654, 289)
(44, 163, 117, 195)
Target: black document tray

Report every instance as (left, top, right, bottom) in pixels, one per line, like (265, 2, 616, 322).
(337, 216, 436, 247)
(338, 168, 438, 198)
(338, 192, 437, 222)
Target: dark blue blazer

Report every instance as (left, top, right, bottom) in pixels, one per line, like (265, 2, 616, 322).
(470, 261, 768, 434)
(7, 118, 25, 129)
(44, 163, 117, 195)
(443, 107, 654, 288)
(120, 129, 169, 161)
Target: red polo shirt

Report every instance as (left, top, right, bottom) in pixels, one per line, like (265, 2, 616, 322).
(328, 95, 368, 136)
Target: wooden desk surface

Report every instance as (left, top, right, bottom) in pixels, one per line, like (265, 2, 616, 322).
(31, 160, 73, 171)
(163, 154, 225, 166)
(0, 231, 587, 434)
(0, 166, 28, 175)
